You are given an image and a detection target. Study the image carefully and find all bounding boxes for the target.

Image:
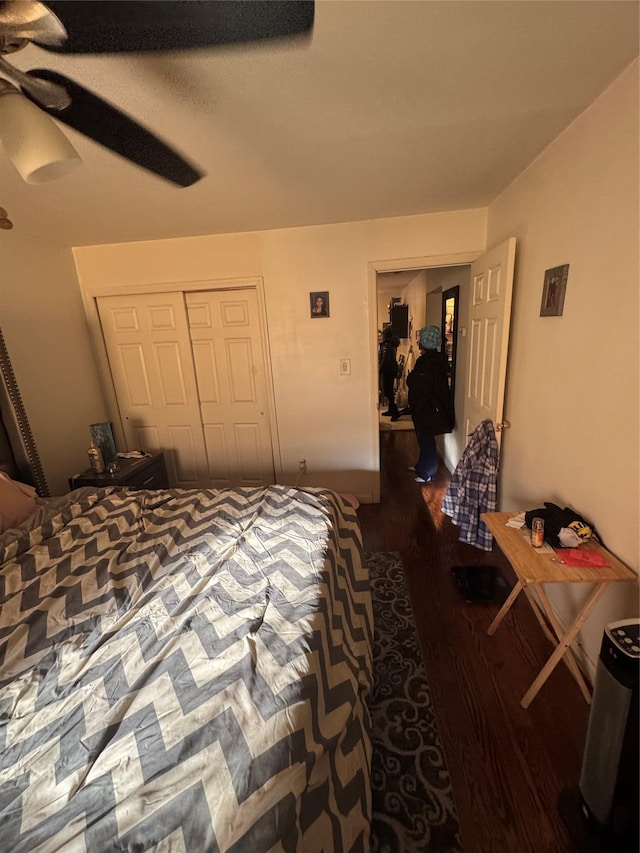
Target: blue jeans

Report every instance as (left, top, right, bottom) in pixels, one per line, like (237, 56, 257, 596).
(414, 428, 438, 480)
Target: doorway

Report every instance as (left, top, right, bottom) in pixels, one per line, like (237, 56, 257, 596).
(375, 265, 471, 450)
(369, 239, 517, 502)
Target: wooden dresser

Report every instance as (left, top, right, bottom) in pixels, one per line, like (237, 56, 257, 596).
(69, 452, 169, 491)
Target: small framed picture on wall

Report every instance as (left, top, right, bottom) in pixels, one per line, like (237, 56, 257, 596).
(540, 264, 569, 317)
(310, 291, 330, 318)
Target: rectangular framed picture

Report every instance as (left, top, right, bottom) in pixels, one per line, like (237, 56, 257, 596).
(310, 291, 330, 318)
(540, 264, 569, 317)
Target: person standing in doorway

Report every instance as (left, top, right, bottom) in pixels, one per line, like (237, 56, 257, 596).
(406, 325, 454, 482)
(379, 326, 401, 421)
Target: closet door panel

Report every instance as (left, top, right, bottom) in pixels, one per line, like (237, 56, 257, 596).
(131, 425, 161, 455)
(235, 424, 261, 478)
(167, 425, 201, 483)
(227, 339, 256, 402)
(186, 290, 274, 487)
(191, 340, 221, 404)
(202, 424, 229, 480)
(119, 344, 152, 406)
(154, 342, 189, 406)
(97, 292, 208, 488)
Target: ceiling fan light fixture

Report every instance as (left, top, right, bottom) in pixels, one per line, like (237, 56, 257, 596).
(0, 81, 81, 183)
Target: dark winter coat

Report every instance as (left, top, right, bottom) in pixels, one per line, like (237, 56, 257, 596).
(406, 350, 455, 435)
(378, 334, 400, 377)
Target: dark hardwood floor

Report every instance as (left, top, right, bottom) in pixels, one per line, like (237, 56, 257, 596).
(357, 429, 589, 853)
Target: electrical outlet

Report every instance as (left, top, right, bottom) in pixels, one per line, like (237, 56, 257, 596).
(340, 358, 351, 375)
(299, 459, 307, 474)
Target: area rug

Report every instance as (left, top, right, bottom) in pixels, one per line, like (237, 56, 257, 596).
(366, 551, 463, 852)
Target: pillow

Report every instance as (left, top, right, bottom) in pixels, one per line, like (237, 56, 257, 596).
(0, 472, 37, 534)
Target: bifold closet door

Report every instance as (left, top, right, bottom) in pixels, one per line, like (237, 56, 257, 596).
(97, 289, 276, 489)
(185, 290, 274, 487)
(97, 292, 209, 487)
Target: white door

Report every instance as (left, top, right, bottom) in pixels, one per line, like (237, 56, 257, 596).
(186, 290, 274, 487)
(462, 237, 516, 452)
(98, 292, 209, 487)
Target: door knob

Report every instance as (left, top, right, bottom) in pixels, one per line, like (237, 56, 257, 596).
(495, 420, 511, 431)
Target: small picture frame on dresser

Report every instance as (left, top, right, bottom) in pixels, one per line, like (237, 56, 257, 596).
(89, 422, 117, 465)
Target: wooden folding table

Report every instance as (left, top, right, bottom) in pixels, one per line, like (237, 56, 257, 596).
(482, 511, 637, 709)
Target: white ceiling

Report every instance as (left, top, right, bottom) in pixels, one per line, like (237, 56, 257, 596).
(2, 0, 638, 247)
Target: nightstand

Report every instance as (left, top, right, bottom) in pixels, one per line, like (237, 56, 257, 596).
(69, 452, 169, 491)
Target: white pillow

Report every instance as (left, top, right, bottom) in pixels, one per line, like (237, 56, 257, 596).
(0, 472, 37, 534)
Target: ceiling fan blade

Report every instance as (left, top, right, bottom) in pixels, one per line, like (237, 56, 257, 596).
(36, 1, 314, 54)
(22, 69, 204, 187)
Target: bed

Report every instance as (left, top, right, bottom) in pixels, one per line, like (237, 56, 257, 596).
(0, 354, 373, 851)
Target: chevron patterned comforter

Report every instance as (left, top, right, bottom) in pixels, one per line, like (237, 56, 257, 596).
(0, 485, 373, 852)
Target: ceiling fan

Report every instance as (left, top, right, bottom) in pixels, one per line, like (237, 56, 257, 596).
(0, 0, 315, 186)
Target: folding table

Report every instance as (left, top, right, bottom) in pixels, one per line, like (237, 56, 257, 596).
(481, 511, 637, 709)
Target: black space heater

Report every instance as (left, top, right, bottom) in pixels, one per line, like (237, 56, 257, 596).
(559, 618, 639, 852)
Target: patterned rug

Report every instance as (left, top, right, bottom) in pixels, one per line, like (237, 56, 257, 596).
(366, 552, 463, 852)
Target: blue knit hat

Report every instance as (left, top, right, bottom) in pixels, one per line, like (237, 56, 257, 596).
(419, 326, 441, 350)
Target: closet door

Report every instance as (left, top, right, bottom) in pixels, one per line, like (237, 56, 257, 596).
(97, 292, 208, 487)
(186, 290, 274, 487)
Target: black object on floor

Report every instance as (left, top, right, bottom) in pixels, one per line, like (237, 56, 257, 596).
(450, 564, 510, 603)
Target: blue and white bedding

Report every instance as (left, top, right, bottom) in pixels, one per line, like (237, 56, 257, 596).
(0, 485, 373, 852)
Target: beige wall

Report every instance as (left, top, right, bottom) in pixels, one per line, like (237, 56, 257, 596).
(2, 229, 107, 495)
(73, 210, 486, 502)
(486, 60, 639, 671)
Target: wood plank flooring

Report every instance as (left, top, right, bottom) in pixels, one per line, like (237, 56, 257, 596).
(357, 429, 588, 852)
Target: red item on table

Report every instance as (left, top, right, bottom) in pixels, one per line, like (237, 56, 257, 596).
(556, 548, 610, 568)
